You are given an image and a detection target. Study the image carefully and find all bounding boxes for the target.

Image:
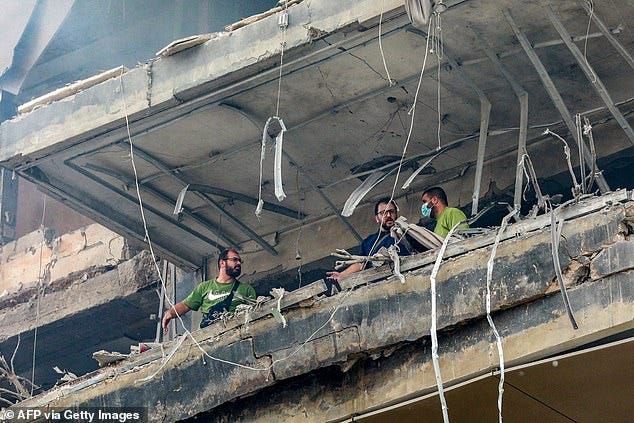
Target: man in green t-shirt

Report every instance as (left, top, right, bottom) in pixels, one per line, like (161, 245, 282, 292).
(162, 248, 256, 330)
(420, 187, 468, 238)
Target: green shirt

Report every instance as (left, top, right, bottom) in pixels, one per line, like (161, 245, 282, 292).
(434, 207, 469, 238)
(183, 279, 256, 314)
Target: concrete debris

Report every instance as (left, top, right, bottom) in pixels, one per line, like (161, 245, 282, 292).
(52, 366, 78, 383)
(130, 343, 162, 355)
(156, 34, 215, 57)
(92, 350, 129, 368)
(387, 245, 405, 283)
(18, 67, 127, 115)
(392, 216, 444, 250)
(331, 247, 391, 269)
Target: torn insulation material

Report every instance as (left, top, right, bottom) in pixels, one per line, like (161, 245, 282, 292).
(387, 245, 405, 283)
(401, 149, 446, 190)
(342, 169, 392, 217)
(486, 209, 517, 423)
(173, 184, 190, 215)
(549, 205, 579, 329)
(271, 288, 287, 327)
(257, 116, 288, 217)
(273, 117, 288, 202)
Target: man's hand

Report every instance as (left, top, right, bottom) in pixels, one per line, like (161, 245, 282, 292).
(326, 271, 343, 282)
(161, 302, 191, 332)
(161, 310, 172, 331)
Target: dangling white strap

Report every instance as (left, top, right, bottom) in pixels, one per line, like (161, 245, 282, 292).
(273, 117, 287, 202)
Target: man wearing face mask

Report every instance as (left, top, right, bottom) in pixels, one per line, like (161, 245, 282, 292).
(162, 248, 256, 330)
(326, 198, 412, 282)
(421, 187, 468, 238)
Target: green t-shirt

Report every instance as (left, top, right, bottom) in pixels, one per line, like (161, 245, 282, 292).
(434, 207, 469, 238)
(182, 279, 256, 314)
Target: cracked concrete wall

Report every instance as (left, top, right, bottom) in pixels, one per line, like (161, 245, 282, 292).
(15, 199, 633, 422)
(0, 250, 157, 343)
(0, 223, 129, 296)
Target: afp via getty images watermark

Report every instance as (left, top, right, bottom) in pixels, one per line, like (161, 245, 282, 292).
(0, 408, 147, 423)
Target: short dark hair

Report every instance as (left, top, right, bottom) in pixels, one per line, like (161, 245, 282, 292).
(218, 248, 239, 269)
(422, 187, 448, 206)
(374, 197, 398, 215)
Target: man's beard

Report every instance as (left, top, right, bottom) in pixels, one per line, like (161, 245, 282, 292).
(226, 265, 241, 278)
(381, 219, 394, 232)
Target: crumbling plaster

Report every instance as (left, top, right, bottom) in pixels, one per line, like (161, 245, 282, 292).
(0, 223, 127, 296)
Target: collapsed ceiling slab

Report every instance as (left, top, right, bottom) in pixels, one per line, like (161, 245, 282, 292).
(1, 0, 633, 269)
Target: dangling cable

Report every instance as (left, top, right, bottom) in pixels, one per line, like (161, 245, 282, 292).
(117, 68, 363, 379)
(434, 12, 444, 150)
(542, 129, 581, 197)
(275, 4, 289, 117)
(378, 0, 395, 86)
(30, 195, 47, 395)
(583, 0, 598, 83)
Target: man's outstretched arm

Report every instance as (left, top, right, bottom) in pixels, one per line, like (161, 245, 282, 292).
(162, 301, 192, 330)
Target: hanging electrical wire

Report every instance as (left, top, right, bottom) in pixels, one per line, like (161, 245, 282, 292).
(378, 0, 395, 86)
(256, 4, 290, 216)
(30, 195, 47, 396)
(431, 12, 444, 150)
(542, 128, 582, 197)
(583, 0, 598, 83)
(356, 9, 439, 280)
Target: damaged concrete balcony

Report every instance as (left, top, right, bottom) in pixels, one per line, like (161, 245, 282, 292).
(0, 224, 160, 394)
(12, 192, 634, 421)
(1, 0, 634, 420)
